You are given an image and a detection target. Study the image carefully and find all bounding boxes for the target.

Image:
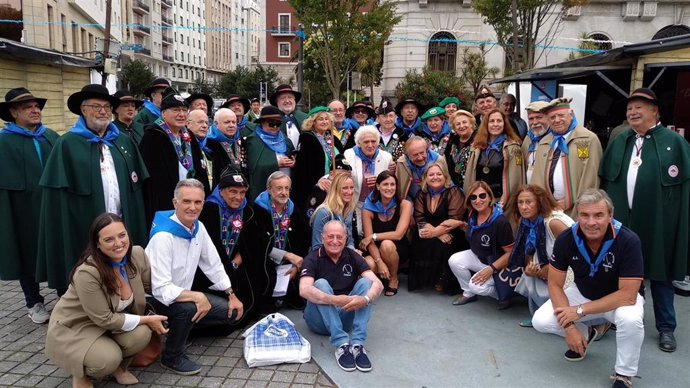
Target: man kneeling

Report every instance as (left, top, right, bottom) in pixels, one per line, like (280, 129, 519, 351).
(533, 189, 644, 388)
(299, 220, 383, 372)
(146, 179, 244, 375)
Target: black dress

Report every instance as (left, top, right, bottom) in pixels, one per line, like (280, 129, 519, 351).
(409, 187, 465, 292)
(370, 204, 410, 264)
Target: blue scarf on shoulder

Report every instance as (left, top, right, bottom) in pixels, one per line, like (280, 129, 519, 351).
(353, 145, 379, 173)
(69, 116, 120, 147)
(405, 149, 439, 178)
(527, 129, 550, 153)
(485, 135, 505, 158)
(363, 192, 397, 217)
(551, 116, 578, 155)
(572, 219, 622, 278)
(508, 215, 548, 267)
(149, 210, 199, 240)
(254, 126, 287, 154)
(421, 121, 450, 142)
(142, 99, 161, 117)
(2, 122, 49, 165)
(254, 190, 294, 216)
(396, 116, 422, 134)
(207, 186, 247, 257)
(468, 204, 502, 239)
(208, 123, 240, 144)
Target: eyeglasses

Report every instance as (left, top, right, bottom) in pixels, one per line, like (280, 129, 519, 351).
(82, 104, 112, 112)
(469, 192, 488, 201)
(353, 109, 367, 114)
(266, 121, 282, 128)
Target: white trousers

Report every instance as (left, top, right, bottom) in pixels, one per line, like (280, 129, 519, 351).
(448, 249, 497, 299)
(532, 285, 645, 376)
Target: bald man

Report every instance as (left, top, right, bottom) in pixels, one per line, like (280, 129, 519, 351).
(206, 108, 243, 187)
(188, 109, 213, 187)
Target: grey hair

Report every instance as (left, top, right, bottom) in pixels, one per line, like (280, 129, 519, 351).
(354, 125, 381, 146)
(266, 170, 291, 190)
(321, 219, 347, 236)
(499, 93, 516, 104)
(174, 178, 205, 199)
(214, 107, 236, 123)
(576, 188, 614, 215)
(404, 135, 428, 152)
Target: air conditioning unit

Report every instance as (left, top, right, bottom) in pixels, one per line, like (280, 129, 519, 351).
(462, 0, 472, 7)
(622, 2, 640, 21)
(641, 2, 657, 20)
(563, 6, 582, 21)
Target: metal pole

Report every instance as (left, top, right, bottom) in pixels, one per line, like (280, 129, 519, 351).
(101, 0, 112, 86)
(297, 23, 304, 95)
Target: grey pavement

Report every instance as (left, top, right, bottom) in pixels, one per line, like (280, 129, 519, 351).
(284, 276, 690, 388)
(0, 281, 335, 388)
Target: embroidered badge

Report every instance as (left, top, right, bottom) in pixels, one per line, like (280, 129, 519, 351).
(131, 171, 138, 183)
(668, 165, 679, 178)
(577, 145, 589, 159)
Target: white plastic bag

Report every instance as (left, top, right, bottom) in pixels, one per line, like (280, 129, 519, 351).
(242, 312, 311, 367)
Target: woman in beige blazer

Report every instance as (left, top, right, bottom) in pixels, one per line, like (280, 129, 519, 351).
(45, 213, 168, 388)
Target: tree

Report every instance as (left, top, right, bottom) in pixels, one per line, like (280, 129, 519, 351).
(472, 0, 589, 71)
(191, 77, 217, 96)
(289, 0, 402, 99)
(459, 43, 500, 96)
(216, 66, 280, 100)
(395, 68, 472, 110)
(119, 59, 155, 98)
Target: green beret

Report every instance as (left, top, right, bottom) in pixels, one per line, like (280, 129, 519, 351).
(421, 106, 446, 121)
(439, 97, 460, 108)
(307, 105, 330, 117)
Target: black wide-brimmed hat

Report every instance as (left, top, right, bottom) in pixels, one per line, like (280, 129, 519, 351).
(378, 98, 395, 115)
(186, 92, 214, 112)
(269, 84, 302, 106)
(218, 165, 249, 189)
(627, 87, 658, 105)
(160, 87, 189, 111)
(112, 90, 143, 110)
(144, 78, 171, 98)
(394, 98, 425, 118)
(255, 105, 285, 124)
(220, 94, 251, 114)
(0, 88, 48, 122)
(346, 101, 376, 119)
(67, 84, 119, 116)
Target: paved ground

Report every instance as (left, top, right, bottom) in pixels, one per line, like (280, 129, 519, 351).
(0, 281, 335, 388)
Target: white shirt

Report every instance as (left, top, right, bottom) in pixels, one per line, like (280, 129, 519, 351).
(551, 131, 573, 201)
(626, 134, 647, 209)
(146, 213, 232, 306)
(100, 145, 121, 216)
(286, 121, 300, 150)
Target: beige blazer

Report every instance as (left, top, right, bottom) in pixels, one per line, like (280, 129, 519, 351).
(463, 141, 526, 204)
(45, 246, 151, 378)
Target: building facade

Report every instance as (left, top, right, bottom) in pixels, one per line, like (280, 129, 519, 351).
(170, 0, 206, 91)
(262, 0, 298, 82)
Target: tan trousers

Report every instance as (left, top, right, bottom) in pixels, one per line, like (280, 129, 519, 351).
(83, 326, 151, 379)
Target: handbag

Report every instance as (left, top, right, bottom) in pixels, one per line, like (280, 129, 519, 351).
(130, 302, 163, 367)
(242, 312, 311, 368)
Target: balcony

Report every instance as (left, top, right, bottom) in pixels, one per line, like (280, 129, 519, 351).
(161, 0, 172, 8)
(133, 0, 150, 15)
(134, 47, 151, 56)
(133, 24, 151, 36)
(163, 54, 174, 62)
(162, 34, 173, 45)
(161, 14, 172, 26)
(270, 25, 297, 36)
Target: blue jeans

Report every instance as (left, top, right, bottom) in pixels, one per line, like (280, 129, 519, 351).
(303, 278, 372, 348)
(150, 293, 238, 362)
(651, 280, 676, 333)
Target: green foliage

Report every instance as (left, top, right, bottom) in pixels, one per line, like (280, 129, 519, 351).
(119, 60, 155, 98)
(216, 66, 280, 99)
(289, 0, 402, 99)
(394, 68, 472, 110)
(459, 44, 500, 96)
(191, 78, 217, 97)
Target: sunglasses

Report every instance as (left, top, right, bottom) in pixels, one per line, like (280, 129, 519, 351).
(266, 121, 282, 128)
(353, 109, 368, 114)
(469, 192, 488, 201)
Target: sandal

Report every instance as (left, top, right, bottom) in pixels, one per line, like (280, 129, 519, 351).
(384, 286, 398, 297)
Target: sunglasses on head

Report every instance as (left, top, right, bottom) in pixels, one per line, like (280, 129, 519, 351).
(266, 121, 282, 128)
(469, 192, 488, 201)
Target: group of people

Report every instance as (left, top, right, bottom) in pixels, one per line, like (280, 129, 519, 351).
(1, 78, 689, 387)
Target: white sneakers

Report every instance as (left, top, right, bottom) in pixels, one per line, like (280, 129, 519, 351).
(28, 302, 50, 324)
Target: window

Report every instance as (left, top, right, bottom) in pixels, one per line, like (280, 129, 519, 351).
(278, 14, 290, 33)
(278, 42, 290, 58)
(587, 33, 612, 51)
(428, 31, 456, 72)
(61, 15, 67, 51)
(47, 5, 55, 49)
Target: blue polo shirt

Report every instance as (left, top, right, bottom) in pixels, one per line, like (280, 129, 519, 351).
(550, 225, 644, 301)
(300, 247, 370, 295)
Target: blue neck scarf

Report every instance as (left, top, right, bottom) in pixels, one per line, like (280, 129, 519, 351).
(2, 122, 49, 166)
(149, 210, 199, 240)
(428, 186, 447, 197)
(550, 116, 578, 155)
(207, 123, 240, 145)
(363, 192, 397, 217)
(254, 190, 294, 217)
(110, 255, 129, 283)
(468, 204, 502, 239)
(343, 118, 360, 131)
(69, 116, 120, 147)
(254, 126, 287, 154)
(572, 219, 622, 278)
(527, 129, 550, 153)
(237, 116, 247, 133)
(207, 186, 247, 257)
(284, 114, 295, 128)
(486, 134, 506, 158)
(421, 120, 451, 142)
(396, 116, 422, 134)
(196, 135, 211, 154)
(405, 149, 440, 178)
(353, 145, 379, 173)
(143, 99, 161, 117)
(509, 215, 548, 267)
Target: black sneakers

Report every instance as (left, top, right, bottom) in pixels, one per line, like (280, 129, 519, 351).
(610, 373, 633, 388)
(335, 344, 356, 372)
(352, 344, 372, 372)
(564, 326, 598, 362)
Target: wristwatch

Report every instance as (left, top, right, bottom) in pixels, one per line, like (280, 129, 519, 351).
(576, 304, 584, 318)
